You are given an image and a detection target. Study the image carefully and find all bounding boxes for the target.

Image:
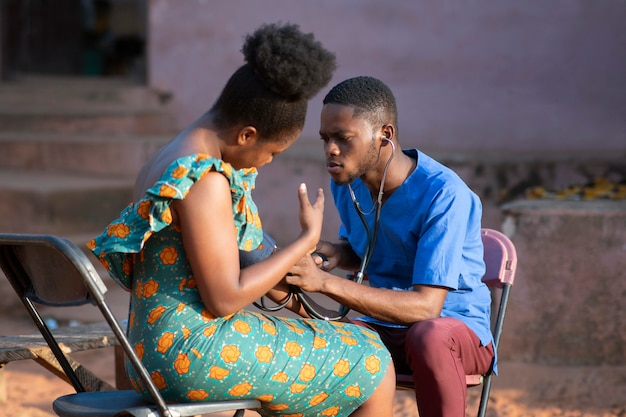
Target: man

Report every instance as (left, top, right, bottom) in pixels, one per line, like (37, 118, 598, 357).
(287, 76, 495, 417)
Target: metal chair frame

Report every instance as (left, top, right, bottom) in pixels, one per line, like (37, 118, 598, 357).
(0, 233, 261, 417)
(395, 228, 518, 417)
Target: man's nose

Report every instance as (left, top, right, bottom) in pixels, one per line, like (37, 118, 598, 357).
(325, 140, 340, 156)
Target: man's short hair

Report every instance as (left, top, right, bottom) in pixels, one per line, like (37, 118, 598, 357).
(323, 76, 398, 128)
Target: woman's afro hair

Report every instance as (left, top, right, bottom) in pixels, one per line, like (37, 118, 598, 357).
(242, 22, 337, 101)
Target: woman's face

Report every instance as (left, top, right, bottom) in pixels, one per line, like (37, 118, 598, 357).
(233, 130, 301, 170)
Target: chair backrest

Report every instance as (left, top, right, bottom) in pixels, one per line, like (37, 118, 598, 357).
(481, 228, 517, 289)
(0, 233, 173, 416)
(0, 234, 107, 306)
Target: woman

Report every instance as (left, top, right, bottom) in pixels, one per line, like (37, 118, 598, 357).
(89, 23, 395, 417)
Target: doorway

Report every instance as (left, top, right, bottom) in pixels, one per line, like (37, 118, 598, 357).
(1, 0, 147, 82)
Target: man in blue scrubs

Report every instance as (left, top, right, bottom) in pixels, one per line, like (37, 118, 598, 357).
(287, 76, 494, 417)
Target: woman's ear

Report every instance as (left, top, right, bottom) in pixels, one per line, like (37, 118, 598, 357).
(237, 126, 258, 146)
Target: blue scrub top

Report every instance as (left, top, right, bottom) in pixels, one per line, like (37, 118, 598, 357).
(331, 149, 493, 349)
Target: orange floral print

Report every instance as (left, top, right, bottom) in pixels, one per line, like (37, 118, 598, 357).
(229, 382, 252, 397)
(151, 371, 167, 390)
(340, 336, 358, 346)
(191, 347, 202, 358)
(172, 165, 188, 179)
(186, 390, 209, 401)
(257, 394, 274, 403)
(284, 413, 303, 417)
(262, 322, 276, 335)
(142, 279, 159, 298)
(222, 163, 232, 177)
(267, 404, 289, 411)
(137, 200, 151, 219)
(271, 371, 288, 383)
(174, 353, 191, 375)
(220, 345, 241, 363)
(309, 392, 329, 406)
(254, 213, 262, 229)
(107, 223, 130, 238)
(242, 167, 256, 176)
(129, 311, 135, 327)
(313, 336, 327, 349)
(135, 342, 144, 360)
(147, 305, 166, 325)
(203, 325, 216, 337)
(361, 329, 378, 339)
(298, 363, 316, 383)
(365, 354, 381, 374)
(367, 339, 383, 349)
(159, 246, 178, 265)
(161, 207, 172, 224)
(86, 239, 96, 250)
(156, 332, 174, 354)
(142, 230, 153, 242)
(135, 281, 143, 299)
(255, 346, 273, 363)
(321, 406, 340, 416)
(333, 359, 350, 378)
(176, 302, 185, 313)
(245, 206, 254, 223)
(345, 385, 361, 398)
(287, 323, 305, 334)
(209, 366, 230, 381)
(236, 196, 246, 215)
(242, 238, 254, 251)
(186, 278, 197, 288)
(122, 258, 132, 276)
(99, 256, 110, 271)
(182, 326, 191, 339)
(284, 341, 302, 358)
(233, 320, 251, 335)
(335, 327, 353, 336)
(201, 309, 215, 321)
(159, 184, 178, 198)
(290, 383, 307, 394)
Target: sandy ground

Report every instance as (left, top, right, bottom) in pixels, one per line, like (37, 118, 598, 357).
(2, 281, 625, 417)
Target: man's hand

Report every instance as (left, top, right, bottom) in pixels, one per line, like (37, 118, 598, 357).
(286, 253, 328, 293)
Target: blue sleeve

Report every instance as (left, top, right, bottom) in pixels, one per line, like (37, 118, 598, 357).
(412, 185, 475, 290)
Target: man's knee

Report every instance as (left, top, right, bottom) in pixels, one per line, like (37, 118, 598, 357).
(405, 318, 461, 369)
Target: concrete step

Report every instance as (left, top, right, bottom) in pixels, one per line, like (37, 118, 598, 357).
(0, 131, 170, 177)
(0, 76, 177, 135)
(0, 170, 132, 235)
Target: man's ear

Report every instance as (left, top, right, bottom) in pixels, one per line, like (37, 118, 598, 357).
(380, 124, 395, 144)
(237, 126, 258, 146)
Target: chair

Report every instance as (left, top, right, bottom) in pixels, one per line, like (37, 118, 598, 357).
(0, 233, 261, 417)
(395, 228, 518, 417)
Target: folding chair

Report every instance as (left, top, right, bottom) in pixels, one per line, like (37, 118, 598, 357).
(395, 228, 518, 417)
(0, 233, 261, 417)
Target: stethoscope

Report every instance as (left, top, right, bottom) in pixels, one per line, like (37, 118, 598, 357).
(282, 137, 396, 320)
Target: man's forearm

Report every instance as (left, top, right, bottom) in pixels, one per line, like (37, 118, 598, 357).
(320, 273, 446, 325)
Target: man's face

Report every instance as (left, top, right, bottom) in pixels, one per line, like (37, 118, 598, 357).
(319, 103, 380, 185)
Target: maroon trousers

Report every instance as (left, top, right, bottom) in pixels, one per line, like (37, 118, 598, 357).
(352, 317, 494, 417)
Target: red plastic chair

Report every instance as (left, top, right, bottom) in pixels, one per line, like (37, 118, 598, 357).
(396, 228, 518, 417)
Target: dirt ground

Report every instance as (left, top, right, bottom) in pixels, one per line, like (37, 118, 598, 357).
(1, 282, 625, 417)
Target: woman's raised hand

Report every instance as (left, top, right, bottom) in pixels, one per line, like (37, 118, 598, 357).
(297, 183, 324, 248)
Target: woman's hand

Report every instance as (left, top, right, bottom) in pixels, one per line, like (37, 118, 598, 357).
(297, 183, 324, 248)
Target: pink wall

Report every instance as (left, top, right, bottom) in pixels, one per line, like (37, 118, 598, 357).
(148, 0, 625, 153)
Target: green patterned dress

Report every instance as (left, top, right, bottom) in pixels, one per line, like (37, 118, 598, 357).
(89, 154, 391, 417)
